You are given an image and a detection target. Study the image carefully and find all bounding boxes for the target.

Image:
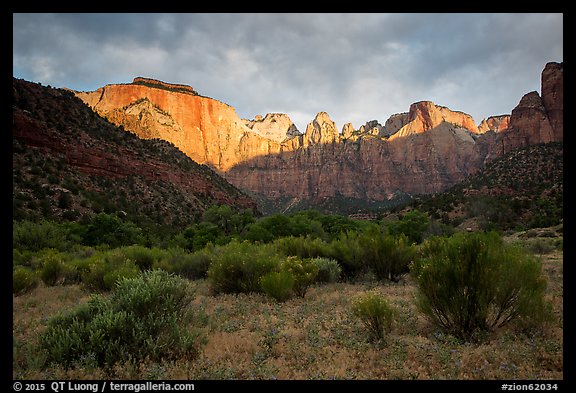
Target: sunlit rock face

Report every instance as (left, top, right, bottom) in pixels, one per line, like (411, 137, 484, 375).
(76, 77, 287, 172)
(388, 100, 480, 140)
(13, 77, 258, 217)
(478, 115, 510, 133)
(244, 113, 301, 143)
(75, 62, 562, 210)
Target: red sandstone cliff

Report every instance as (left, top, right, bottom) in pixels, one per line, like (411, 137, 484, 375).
(491, 62, 563, 158)
(76, 78, 285, 172)
(478, 115, 510, 133)
(13, 78, 256, 223)
(72, 62, 562, 211)
(388, 101, 480, 140)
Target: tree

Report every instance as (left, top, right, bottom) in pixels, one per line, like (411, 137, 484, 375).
(83, 213, 144, 248)
(385, 209, 430, 244)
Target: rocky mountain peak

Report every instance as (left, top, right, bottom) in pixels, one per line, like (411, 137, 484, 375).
(244, 113, 301, 143)
(389, 100, 479, 140)
(342, 122, 355, 139)
(304, 112, 340, 146)
(382, 112, 409, 136)
(478, 115, 510, 133)
(518, 91, 547, 110)
(483, 62, 562, 161)
(358, 120, 383, 136)
(541, 62, 563, 139)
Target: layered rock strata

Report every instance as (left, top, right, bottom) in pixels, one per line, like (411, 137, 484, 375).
(74, 62, 563, 209)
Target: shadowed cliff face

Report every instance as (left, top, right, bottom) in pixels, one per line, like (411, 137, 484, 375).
(73, 63, 563, 212)
(225, 122, 488, 202)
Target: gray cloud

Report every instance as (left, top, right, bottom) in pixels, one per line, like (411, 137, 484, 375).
(13, 13, 563, 132)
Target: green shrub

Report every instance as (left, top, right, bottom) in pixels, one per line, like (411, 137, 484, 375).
(13, 266, 39, 296)
(13, 220, 71, 252)
(80, 257, 109, 292)
(81, 250, 140, 292)
(82, 213, 144, 248)
(328, 227, 414, 282)
(274, 236, 331, 259)
(385, 209, 430, 244)
(40, 257, 64, 287)
(120, 245, 159, 271)
(38, 250, 66, 286)
(169, 248, 213, 280)
(524, 238, 556, 255)
(13, 249, 35, 268)
(281, 256, 318, 298)
(361, 232, 415, 282)
(207, 241, 281, 294)
(102, 263, 140, 290)
(351, 291, 396, 341)
(260, 270, 295, 302)
(411, 231, 552, 340)
(312, 257, 341, 283)
(328, 231, 367, 277)
(39, 270, 198, 368)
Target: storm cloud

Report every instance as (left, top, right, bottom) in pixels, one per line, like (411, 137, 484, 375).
(13, 13, 563, 132)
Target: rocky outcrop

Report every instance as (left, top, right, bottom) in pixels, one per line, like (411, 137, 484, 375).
(485, 61, 563, 159)
(478, 115, 510, 133)
(358, 120, 383, 136)
(13, 78, 257, 223)
(72, 62, 562, 213)
(382, 112, 409, 136)
(303, 112, 341, 147)
(499, 91, 555, 154)
(132, 77, 199, 95)
(342, 122, 355, 139)
(244, 113, 301, 143)
(76, 78, 282, 172)
(541, 62, 563, 140)
(388, 101, 480, 140)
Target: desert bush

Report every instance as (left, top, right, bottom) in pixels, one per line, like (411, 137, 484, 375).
(312, 257, 341, 283)
(260, 270, 295, 302)
(39, 270, 198, 368)
(102, 263, 140, 290)
(169, 248, 213, 280)
(81, 250, 139, 292)
(13, 220, 72, 252)
(281, 256, 318, 298)
(328, 231, 367, 277)
(13, 266, 39, 296)
(411, 231, 552, 340)
(274, 236, 331, 259)
(524, 238, 557, 255)
(351, 291, 396, 341)
(207, 240, 281, 294)
(39, 256, 64, 286)
(82, 213, 144, 248)
(37, 249, 68, 286)
(361, 232, 416, 282)
(120, 245, 159, 271)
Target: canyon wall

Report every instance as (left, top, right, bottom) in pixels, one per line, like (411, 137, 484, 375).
(74, 62, 563, 211)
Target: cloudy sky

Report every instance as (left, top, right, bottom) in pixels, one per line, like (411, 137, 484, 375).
(13, 13, 563, 132)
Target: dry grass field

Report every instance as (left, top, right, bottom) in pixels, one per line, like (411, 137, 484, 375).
(13, 248, 563, 380)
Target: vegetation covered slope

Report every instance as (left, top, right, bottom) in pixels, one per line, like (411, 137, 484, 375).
(410, 142, 563, 232)
(12, 78, 257, 232)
